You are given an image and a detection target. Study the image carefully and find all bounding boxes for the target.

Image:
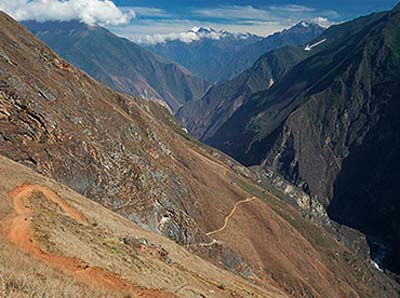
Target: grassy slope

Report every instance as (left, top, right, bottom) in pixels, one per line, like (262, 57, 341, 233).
(0, 155, 283, 298)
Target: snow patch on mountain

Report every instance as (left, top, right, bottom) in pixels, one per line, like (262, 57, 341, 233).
(298, 20, 311, 27)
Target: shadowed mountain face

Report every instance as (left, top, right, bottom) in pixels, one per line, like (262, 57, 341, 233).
(22, 20, 210, 113)
(176, 23, 325, 142)
(206, 4, 400, 274)
(0, 11, 399, 298)
(144, 27, 262, 83)
(177, 45, 312, 141)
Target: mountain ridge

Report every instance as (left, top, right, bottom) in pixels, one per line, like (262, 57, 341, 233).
(22, 20, 210, 113)
(144, 26, 262, 83)
(177, 45, 312, 140)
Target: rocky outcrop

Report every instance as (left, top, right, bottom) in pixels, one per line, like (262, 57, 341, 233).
(251, 166, 330, 226)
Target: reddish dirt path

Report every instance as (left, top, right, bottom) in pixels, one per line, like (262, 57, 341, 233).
(2, 183, 174, 298)
(207, 197, 257, 236)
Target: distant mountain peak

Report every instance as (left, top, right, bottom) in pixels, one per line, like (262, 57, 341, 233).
(273, 21, 324, 37)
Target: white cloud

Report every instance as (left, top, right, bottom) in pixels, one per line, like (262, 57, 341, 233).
(140, 31, 220, 45)
(193, 5, 272, 21)
(192, 4, 338, 24)
(124, 7, 168, 18)
(311, 17, 336, 28)
(0, 0, 135, 26)
(268, 4, 316, 13)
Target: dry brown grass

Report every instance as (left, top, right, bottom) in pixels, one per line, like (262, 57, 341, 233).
(0, 238, 124, 298)
(0, 155, 283, 298)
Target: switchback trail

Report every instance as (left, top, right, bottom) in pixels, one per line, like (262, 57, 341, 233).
(207, 197, 257, 236)
(2, 183, 174, 298)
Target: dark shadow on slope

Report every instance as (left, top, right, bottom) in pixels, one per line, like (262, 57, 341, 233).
(328, 82, 400, 275)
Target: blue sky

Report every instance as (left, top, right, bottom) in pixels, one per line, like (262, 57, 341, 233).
(109, 0, 399, 42)
(0, 0, 398, 43)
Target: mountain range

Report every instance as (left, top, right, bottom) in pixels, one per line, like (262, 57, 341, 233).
(0, 10, 398, 298)
(146, 22, 325, 83)
(22, 20, 210, 113)
(143, 27, 262, 83)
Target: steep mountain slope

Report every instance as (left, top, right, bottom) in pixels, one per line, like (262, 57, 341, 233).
(177, 45, 311, 140)
(208, 5, 400, 274)
(144, 27, 262, 83)
(22, 20, 209, 113)
(0, 11, 398, 298)
(217, 22, 325, 81)
(0, 155, 282, 298)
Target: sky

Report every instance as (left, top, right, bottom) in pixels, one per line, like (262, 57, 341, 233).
(0, 0, 398, 43)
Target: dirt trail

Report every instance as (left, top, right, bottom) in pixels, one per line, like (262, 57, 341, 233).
(2, 183, 174, 298)
(207, 197, 257, 236)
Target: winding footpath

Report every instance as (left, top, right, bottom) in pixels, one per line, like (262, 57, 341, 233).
(207, 197, 257, 236)
(2, 183, 173, 297)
